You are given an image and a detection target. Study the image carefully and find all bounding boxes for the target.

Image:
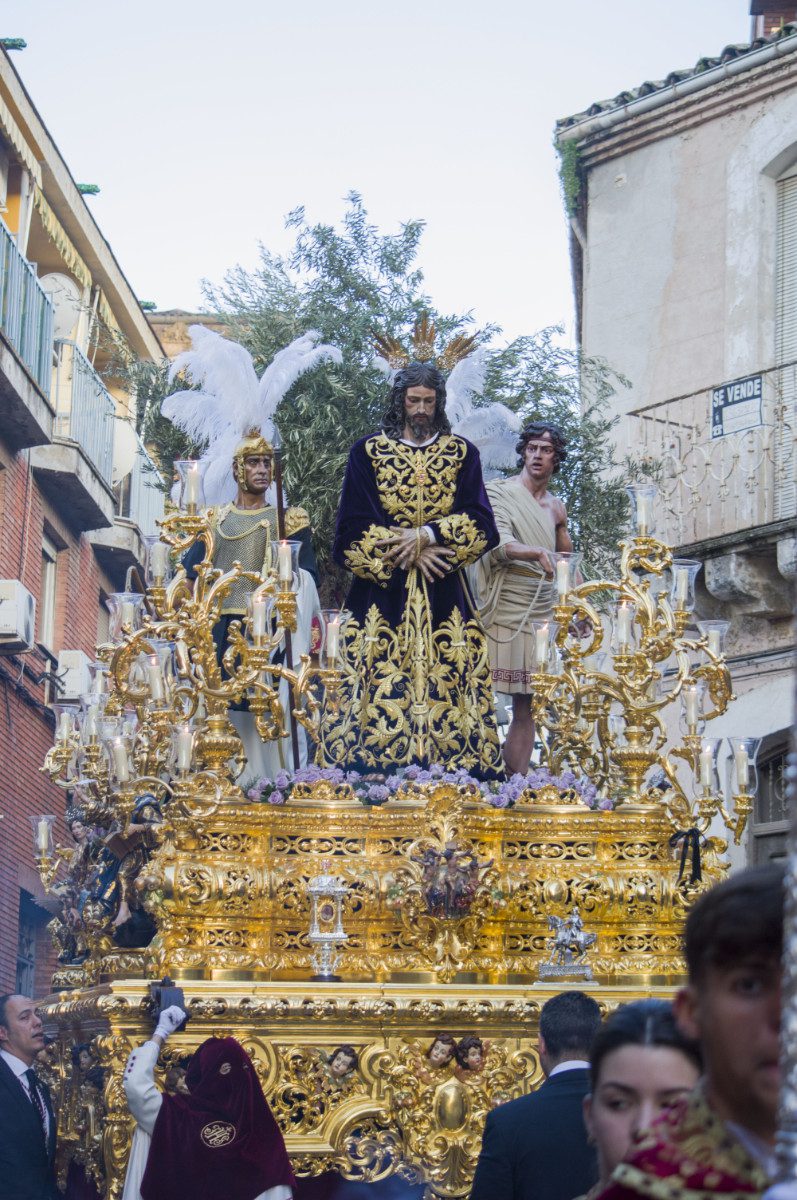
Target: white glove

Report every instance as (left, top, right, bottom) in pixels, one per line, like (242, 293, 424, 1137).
(154, 1004, 187, 1041)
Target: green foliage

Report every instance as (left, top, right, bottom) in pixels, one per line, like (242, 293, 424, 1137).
(557, 139, 582, 218)
(134, 192, 632, 595)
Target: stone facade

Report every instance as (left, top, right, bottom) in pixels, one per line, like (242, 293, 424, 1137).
(556, 23, 797, 866)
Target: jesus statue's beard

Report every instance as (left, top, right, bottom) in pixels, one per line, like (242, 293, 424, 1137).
(407, 416, 432, 440)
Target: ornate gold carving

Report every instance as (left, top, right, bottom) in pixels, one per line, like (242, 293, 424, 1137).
(365, 433, 466, 527)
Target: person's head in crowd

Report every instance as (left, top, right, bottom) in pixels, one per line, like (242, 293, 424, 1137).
(584, 999, 702, 1185)
(0, 994, 46, 1067)
(674, 862, 784, 1145)
(538, 990, 602, 1077)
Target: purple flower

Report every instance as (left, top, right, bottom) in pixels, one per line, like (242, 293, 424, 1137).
(367, 784, 390, 804)
(274, 770, 291, 791)
(403, 764, 421, 781)
(599, 797, 614, 811)
(268, 790, 286, 806)
(247, 787, 260, 800)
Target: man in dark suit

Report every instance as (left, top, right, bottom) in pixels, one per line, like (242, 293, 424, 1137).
(0, 993, 61, 1200)
(470, 990, 601, 1200)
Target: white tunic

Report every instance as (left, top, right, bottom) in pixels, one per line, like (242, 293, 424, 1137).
(121, 1040, 292, 1200)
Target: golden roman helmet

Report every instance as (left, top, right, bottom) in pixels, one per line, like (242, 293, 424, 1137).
(233, 427, 274, 490)
(373, 314, 478, 373)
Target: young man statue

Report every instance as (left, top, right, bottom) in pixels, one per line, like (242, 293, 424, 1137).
(473, 422, 575, 774)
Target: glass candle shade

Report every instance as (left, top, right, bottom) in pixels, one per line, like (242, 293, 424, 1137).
(30, 814, 56, 858)
(106, 592, 145, 642)
(79, 692, 107, 743)
(319, 610, 351, 669)
(697, 619, 730, 660)
(680, 681, 706, 735)
(247, 590, 275, 642)
(669, 560, 702, 614)
(174, 460, 207, 512)
(626, 482, 659, 538)
(613, 601, 637, 652)
(272, 539, 302, 590)
(87, 661, 111, 696)
(144, 535, 173, 587)
(109, 736, 132, 784)
(728, 736, 761, 795)
(52, 703, 79, 744)
(171, 722, 196, 774)
(550, 550, 583, 599)
(531, 620, 557, 670)
(695, 737, 722, 793)
(137, 640, 175, 707)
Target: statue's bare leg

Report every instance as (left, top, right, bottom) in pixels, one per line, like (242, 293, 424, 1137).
(502, 694, 535, 776)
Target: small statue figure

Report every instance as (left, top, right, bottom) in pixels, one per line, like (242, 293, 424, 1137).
(413, 842, 494, 920)
(454, 1035, 490, 1080)
(163, 1056, 191, 1096)
(539, 905, 596, 980)
(326, 1044, 359, 1085)
(104, 793, 163, 947)
(71, 1042, 95, 1076)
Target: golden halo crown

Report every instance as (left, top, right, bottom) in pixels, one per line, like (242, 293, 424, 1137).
(373, 314, 478, 373)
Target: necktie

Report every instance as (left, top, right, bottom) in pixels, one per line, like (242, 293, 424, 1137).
(24, 1068, 48, 1140)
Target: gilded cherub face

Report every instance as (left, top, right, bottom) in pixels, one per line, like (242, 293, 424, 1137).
(329, 1050, 356, 1079)
(429, 1038, 453, 1067)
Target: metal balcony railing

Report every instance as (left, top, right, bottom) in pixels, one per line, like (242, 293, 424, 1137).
(53, 339, 115, 487)
(626, 361, 797, 547)
(0, 216, 54, 396)
(122, 436, 165, 538)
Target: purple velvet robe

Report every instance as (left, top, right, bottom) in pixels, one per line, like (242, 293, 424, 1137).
(318, 431, 503, 779)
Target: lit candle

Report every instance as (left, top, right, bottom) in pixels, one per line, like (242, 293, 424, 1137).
(707, 629, 721, 657)
(183, 463, 201, 509)
(683, 686, 699, 728)
(251, 596, 267, 639)
(326, 616, 341, 663)
(175, 725, 193, 772)
(57, 710, 72, 742)
(534, 623, 550, 669)
(735, 746, 750, 792)
(278, 541, 293, 586)
(636, 494, 650, 535)
(36, 818, 51, 855)
(555, 558, 570, 597)
(146, 655, 165, 703)
(149, 541, 170, 580)
(699, 744, 713, 788)
(616, 602, 633, 648)
(674, 568, 689, 607)
(112, 738, 131, 783)
(120, 601, 136, 629)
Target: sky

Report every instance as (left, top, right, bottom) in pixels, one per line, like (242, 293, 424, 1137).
(2, 1, 750, 345)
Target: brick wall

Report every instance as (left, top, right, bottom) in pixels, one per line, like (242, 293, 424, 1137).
(0, 443, 112, 996)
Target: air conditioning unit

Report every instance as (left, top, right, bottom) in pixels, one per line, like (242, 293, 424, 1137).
(57, 649, 92, 700)
(0, 580, 36, 654)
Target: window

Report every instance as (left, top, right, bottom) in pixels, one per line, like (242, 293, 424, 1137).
(775, 168, 797, 518)
(39, 534, 58, 647)
(15, 892, 38, 996)
(750, 744, 789, 864)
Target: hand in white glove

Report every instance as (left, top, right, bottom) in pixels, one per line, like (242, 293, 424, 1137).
(154, 1004, 187, 1041)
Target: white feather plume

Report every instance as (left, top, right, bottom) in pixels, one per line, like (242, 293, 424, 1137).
(448, 348, 521, 471)
(162, 326, 341, 507)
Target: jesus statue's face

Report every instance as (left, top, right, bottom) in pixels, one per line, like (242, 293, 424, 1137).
(403, 386, 437, 443)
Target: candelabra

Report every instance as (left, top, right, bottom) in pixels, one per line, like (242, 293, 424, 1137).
(38, 466, 349, 892)
(529, 483, 759, 842)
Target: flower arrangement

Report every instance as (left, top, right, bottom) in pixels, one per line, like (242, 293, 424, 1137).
(244, 762, 615, 810)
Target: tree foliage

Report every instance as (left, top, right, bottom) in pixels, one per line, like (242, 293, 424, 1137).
(134, 193, 630, 597)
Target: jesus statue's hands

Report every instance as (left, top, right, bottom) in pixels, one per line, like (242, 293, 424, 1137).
(379, 526, 431, 570)
(415, 544, 455, 581)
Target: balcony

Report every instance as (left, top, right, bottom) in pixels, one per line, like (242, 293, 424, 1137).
(0, 216, 55, 450)
(90, 435, 166, 584)
(30, 339, 115, 532)
(627, 363, 796, 617)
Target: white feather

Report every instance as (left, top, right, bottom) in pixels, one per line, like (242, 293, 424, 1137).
(445, 349, 488, 426)
(447, 349, 520, 471)
(161, 326, 341, 507)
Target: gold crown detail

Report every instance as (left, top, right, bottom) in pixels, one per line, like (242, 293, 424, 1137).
(373, 314, 478, 373)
